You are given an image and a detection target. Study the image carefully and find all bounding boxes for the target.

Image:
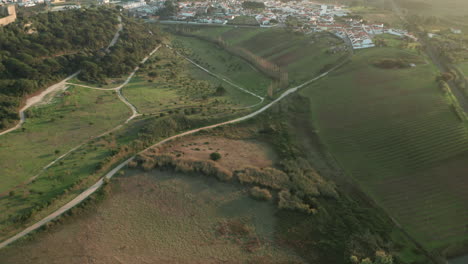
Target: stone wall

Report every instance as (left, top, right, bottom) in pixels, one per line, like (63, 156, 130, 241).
(0, 5, 17, 27)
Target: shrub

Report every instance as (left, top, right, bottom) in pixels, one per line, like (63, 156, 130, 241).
(249, 187, 272, 201)
(278, 190, 316, 214)
(236, 166, 290, 190)
(210, 152, 222, 161)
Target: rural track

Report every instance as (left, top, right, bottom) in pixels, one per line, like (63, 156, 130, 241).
(0, 57, 348, 250)
(0, 17, 124, 137)
(0, 45, 162, 199)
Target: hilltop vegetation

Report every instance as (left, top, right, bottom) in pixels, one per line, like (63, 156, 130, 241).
(78, 16, 162, 84)
(0, 7, 119, 129)
(0, 7, 163, 131)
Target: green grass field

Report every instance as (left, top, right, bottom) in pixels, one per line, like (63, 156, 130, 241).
(458, 61, 468, 76)
(169, 26, 346, 86)
(0, 87, 129, 194)
(301, 47, 468, 250)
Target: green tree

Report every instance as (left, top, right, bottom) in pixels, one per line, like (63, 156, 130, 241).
(210, 152, 222, 161)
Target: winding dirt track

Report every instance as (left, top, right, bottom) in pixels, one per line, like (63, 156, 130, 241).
(0, 57, 348, 250)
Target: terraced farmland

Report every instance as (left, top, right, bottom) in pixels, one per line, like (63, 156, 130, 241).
(169, 26, 346, 85)
(302, 47, 468, 250)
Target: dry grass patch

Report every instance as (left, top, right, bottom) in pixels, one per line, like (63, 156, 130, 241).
(155, 135, 277, 171)
(0, 171, 304, 264)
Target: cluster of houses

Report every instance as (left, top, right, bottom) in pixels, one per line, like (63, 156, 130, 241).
(155, 0, 417, 50)
(327, 21, 417, 49)
(6, 0, 419, 50)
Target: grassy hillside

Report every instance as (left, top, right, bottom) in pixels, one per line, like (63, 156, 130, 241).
(167, 26, 347, 86)
(301, 45, 468, 252)
(0, 87, 129, 194)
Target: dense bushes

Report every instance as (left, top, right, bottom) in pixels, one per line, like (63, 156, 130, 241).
(373, 58, 410, 69)
(135, 153, 233, 181)
(236, 166, 290, 190)
(249, 186, 272, 201)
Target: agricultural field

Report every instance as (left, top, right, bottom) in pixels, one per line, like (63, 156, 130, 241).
(168, 26, 346, 86)
(347, 5, 403, 27)
(0, 87, 129, 194)
(227, 15, 259, 26)
(301, 44, 468, 251)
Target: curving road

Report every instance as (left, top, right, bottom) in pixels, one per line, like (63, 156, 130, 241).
(0, 57, 348, 250)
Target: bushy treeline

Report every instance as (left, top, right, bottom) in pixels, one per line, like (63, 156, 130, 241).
(79, 16, 163, 84)
(241, 1, 265, 9)
(0, 7, 120, 129)
(131, 149, 337, 215)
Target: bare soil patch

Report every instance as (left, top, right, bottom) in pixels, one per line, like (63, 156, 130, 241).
(156, 136, 278, 171)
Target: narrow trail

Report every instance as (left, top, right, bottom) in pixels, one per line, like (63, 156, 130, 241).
(105, 16, 123, 53)
(0, 16, 124, 137)
(0, 45, 162, 199)
(0, 57, 349, 250)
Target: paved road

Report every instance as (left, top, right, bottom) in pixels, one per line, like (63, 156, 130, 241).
(0, 56, 348, 250)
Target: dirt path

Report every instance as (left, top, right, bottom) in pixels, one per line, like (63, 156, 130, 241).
(0, 57, 349, 250)
(105, 16, 123, 53)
